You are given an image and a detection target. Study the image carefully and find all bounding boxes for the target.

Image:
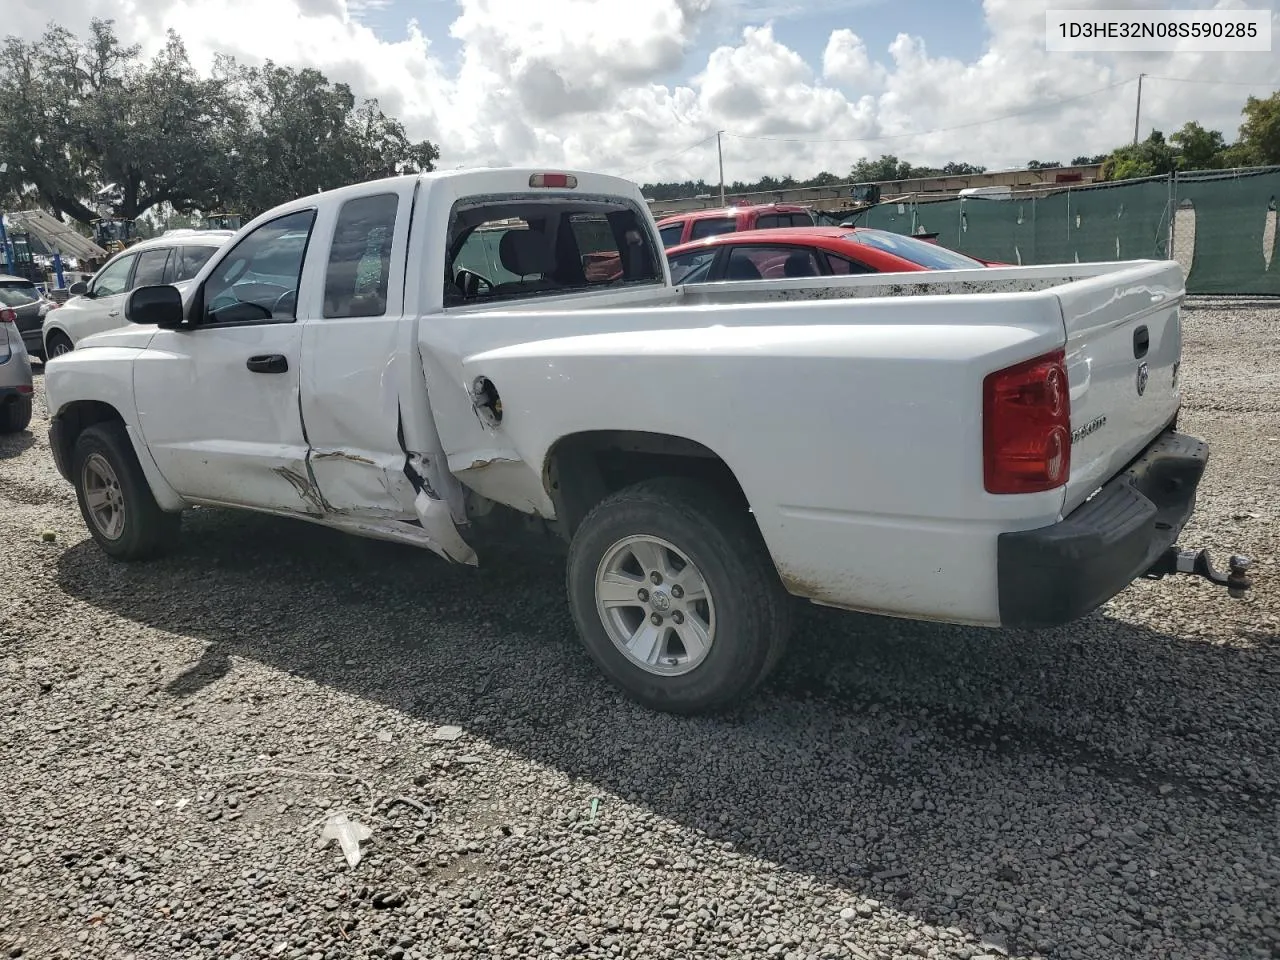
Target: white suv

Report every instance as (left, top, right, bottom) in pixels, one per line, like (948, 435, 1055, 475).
(42, 230, 235, 357)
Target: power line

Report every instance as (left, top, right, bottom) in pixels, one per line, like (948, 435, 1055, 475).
(621, 133, 718, 179)
(721, 78, 1134, 145)
(1143, 74, 1279, 87)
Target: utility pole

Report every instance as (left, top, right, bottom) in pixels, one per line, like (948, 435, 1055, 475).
(1133, 73, 1145, 145)
(717, 130, 726, 205)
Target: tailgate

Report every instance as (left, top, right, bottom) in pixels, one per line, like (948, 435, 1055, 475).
(1057, 260, 1184, 515)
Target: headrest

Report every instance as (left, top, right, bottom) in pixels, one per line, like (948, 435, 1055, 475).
(783, 251, 815, 276)
(499, 230, 555, 277)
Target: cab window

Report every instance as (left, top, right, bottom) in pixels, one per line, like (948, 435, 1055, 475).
(132, 248, 171, 288)
(444, 197, 661, 306)
(658, 223, 684, 248)
(323, 193, 398, 318)
(90, 254, 138, 297)
(174, 245, 218, 282)
(667, 249, 718, 285)
(199, 209, 316, 325)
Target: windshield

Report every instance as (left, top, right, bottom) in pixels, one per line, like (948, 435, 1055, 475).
(0, 282, 40, 307)
(845, 229, 985, 270)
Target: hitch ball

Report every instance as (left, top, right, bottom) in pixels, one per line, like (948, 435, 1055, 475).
(1227, 555, 1253, 599)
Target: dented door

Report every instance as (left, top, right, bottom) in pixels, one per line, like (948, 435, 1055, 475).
(135, 323, 313, 512)
(298, 188, 418, 522)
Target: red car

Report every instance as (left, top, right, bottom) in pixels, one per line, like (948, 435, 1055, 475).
(665, 226, 994, 284)
(655, 203, 817, 248)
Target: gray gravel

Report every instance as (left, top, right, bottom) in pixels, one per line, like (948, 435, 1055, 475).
(2, 299, 1279, 960)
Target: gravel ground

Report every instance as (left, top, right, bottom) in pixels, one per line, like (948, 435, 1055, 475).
(2, 299, 1278, 960)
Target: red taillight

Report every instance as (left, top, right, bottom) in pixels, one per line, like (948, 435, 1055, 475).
(983, 348, 1071, 495)
(16, 384, 33, 394)
(0, 308, 15, 324)
(529, 173, 577, 189)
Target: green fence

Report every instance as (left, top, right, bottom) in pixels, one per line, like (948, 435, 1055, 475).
(857, 166, 1280, 296)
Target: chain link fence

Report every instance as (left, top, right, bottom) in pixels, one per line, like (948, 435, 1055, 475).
(855, 166, 1280, 296)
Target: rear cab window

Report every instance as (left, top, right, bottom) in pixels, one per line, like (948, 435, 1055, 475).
(688, 217, 736, 241)
(444, 195, 663, 307)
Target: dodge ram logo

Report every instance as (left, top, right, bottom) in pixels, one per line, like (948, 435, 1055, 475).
(1135, 362, 1149, 397)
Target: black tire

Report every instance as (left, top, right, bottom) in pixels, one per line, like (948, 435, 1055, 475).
(71, 421, 181, 560)
(0, 394, 32, 434)
(45, 331, 73, 359)
(566, 477, 793, 714)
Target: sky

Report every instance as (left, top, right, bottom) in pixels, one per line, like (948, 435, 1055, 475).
(6, 0, 1280, 186)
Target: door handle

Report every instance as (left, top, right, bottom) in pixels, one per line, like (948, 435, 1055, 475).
(246, 354, 288, 374)
(1133, 325, 1150, 359)
(108, 310, 120, 318)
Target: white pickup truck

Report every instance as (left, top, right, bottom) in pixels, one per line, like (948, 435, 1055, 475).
(43, 168, 1252, 713)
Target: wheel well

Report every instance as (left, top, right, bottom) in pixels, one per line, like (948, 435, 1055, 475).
(544, 430, 750, 538)
(51, 400, 125, 476)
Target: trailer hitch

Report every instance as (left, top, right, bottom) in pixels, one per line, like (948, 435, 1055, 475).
(1144, 548, 1253, 598)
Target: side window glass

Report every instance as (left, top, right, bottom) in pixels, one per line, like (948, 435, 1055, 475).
(755, 214, 781, 229)
(689, 217, 736, 241)
(323, 193, 399, 318)
(667, 249, 717, 285)
(827, 254, 876, 275)
(658, 224, 683, 248)
(175, 245, 217, 282)
(201, 210, 316, 325)
(132, 248, 171, 288)
(791, 212, 815, 227)
(91, 255, 137, 297)
(725, 245, 822, 280)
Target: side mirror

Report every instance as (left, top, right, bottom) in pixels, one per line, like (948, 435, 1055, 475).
(68, 281, 89, 296)
(126, 285, 185, 329)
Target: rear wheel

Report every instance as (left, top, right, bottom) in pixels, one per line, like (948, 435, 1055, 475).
(71, 422, 181, 560)
(0, 394, 32, 433)
(45, 331, 73, 359)
(566, 478, 793, 714)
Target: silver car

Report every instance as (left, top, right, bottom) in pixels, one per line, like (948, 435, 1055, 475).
(0, 306, 34, 433)
(0, 273, 58, 361)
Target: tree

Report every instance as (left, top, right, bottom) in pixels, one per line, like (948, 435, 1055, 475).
(1099, 131, 1179, 180)
(940, 161, 986, 175)
(1027, 160, 1063, 169)
(1237, 91, 1280, 165)
(1169, 121, 1227, 171)
(850, 155, 914, 182)
(0, 18, 440, 224)
(219, 59, 439, 216)
(1071, 154, 1108, 165)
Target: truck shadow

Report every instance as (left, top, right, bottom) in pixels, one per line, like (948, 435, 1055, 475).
(54, 506, 1279, 954)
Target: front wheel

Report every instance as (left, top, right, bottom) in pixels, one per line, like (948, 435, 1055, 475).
(45, 332, 73, 359)
(566, 478, 793, 714)
(71, 422, 181, 560)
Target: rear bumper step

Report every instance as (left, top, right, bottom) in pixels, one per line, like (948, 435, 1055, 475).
(997, 428, 1252, 628)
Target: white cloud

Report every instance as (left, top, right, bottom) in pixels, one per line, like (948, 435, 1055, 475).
(6, 0, 1279, 187)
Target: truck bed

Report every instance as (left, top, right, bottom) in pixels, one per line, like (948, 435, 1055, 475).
(437, 258, 1184, 623)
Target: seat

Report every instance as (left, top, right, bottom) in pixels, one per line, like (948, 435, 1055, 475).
(493, 230, 559, 295)
(783, 251, 818, 278)
(725, 256, 763, 281)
